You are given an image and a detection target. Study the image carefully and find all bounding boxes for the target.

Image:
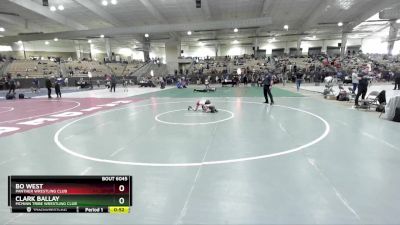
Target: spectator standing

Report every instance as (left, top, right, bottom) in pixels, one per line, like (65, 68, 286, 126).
(32, 78, 39, 93)
(355, 72, 369, 107)
(351, 69, 359, 94)
(205, 78, 210, 89)
(110, 75, 117, 92)
(8, 77, 16, 94)
(262, 72, 274, 105)
(393, 69, 400, 90)
(45, 77, 52, 99)
(282, 71, 288, 86)
(55, 78, 62, 98)
(295, 70, 304, 92)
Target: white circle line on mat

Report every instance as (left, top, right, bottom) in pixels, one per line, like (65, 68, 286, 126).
(0, 107, 14, 114)
(54, 100, 330, 167)
(0, 100, 81, 124)
(155, 109, 234, 126)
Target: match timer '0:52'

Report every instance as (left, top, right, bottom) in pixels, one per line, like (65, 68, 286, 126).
(109, 206, 130, 214)
(8, 176, 132, 214)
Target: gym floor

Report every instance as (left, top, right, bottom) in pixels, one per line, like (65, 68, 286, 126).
(0, 85, 399, 224)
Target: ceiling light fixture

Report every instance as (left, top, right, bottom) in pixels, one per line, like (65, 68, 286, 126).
(233, 28, 238, 33)
(284, 25, 289, 30)
(88, 40, 92, 43)
(312, 35, 316, 39)
(54, 38, 58, 41)
(45, 41, 50, 45)
(50, 6, 57, 11)
(232, 40, 239, 44)
(58, 5, 64, 11)
(17, 40, 22, 44)
(144, 33, 149, 38)
(110, 0, 117, 5)
(187, 31, 192, 35)
(0, 27, 5, 32)
(338, 22, 343, 27)
(396, 19, 400, 24)
(102, 0, 108, 6)
(100, 34, 105, 38)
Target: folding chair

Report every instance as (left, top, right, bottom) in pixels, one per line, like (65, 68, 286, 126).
(358, 91, 380, 110)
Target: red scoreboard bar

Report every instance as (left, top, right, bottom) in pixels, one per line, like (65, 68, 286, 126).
(8, 176, 132, 213)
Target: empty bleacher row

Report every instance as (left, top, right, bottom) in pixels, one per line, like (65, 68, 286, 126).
(2, 60, 145, 78)
(64, 61, 110, 77)
(107, 63, 125, 76)
(123, 62, 146, 76)
(6, 60, 59, 77)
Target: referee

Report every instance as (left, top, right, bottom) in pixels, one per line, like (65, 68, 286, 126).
(263, 71, 274, 105)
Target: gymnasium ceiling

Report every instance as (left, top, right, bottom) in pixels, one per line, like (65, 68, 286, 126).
(0, 0, 399, 48)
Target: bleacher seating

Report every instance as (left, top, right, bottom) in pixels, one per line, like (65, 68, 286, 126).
(6, 60, 59, 77)
(3, 54, 400, 83)
(3, 59, 147, 78)
(107, 63, 126, 76)
(123, 61, 145, 76)
(63, 61, 110, 77)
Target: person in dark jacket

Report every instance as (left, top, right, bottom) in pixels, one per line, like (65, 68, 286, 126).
(45, 77, 52, 99)
(295, 70, 304, 91)
(55, 79, 62, 98)
(394, 70, 400, 90)
(262, 72, 274, 105)
(8, 77, 16, 94)
(110, 75, 117, 92)
(355, 72, 369, 107)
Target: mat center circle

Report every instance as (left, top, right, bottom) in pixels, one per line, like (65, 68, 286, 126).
(54, 101, 330, 167)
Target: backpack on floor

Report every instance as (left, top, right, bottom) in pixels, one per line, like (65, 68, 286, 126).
(19, 93, 25, 99)
(393, 107, 400, 122)
(6, 93, 15, 100)
(336, 92, 349, 101)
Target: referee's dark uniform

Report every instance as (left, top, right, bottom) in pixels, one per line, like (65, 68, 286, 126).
(355, 73, 369, 107)
(263, 73, 274, 105)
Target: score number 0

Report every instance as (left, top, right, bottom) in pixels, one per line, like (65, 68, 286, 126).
(118, 184, 125, 205)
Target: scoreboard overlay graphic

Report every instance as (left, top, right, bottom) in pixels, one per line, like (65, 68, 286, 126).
(8, 176, 132, 213)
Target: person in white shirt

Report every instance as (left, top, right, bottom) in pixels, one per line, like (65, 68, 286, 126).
(64, 77, 69, 87)
(205, 79, 210, 89)
(351, 69, 358, 94)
